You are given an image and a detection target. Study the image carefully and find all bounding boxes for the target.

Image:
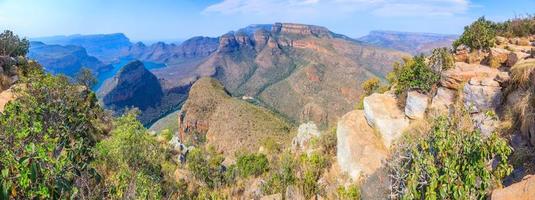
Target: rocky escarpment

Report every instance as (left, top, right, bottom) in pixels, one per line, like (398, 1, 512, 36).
(177, 77, 294, 160)
(168, 23, 409, 128)
(28, 41, 112, 77)
(98, 60, 163, 113)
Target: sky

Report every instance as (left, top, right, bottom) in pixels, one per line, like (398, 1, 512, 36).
(0, 0, 534, 42)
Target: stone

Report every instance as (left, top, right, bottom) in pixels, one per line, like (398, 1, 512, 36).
(363, 93, 410, 147)
(440, 62, 502, 89)
(496, 36, 508, 45)
(292, 122, 321, 151)
(507, 51, 530, 67)
(0, 87, 14, 113)
(486, 48, 510, 67)
(430, 87, 456, 114)
(405, 91, 429, 119)
(337, 110, 388, 181)
(463, 78, 503, 113)
(491, 175, 535, 200)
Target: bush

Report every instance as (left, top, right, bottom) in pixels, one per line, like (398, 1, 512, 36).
(0, 30, 29, 57)
(390, 116, 512, 199)
(387, 55, 439, 95)
(186, 147, 232, 189)
(76, 67, 97, 89)
(93, 110, 167, 199)
(297, 152, 328, 199)
(0, 69, 108, 199)
(261, 152, 296, 195)
(357, 77, 388, 109)
(453, 17, 496, 51)
(236, 153, 269, 177)
(318, 127, 337, 156)
(495, 15, 535, 37)
(337, 185, 361, 200)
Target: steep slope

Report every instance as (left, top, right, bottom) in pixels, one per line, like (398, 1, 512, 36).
(171, 23, 408, 127)
(178, 77, 294, 159)
(98, 60, 163, 112)
(32, 33, 132, 62)
(359, 30, 457, 54)
(28, 41, 112, 77)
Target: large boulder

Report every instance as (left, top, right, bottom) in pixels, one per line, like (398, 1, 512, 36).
(363, 93, 410, 147)
(430, 87, 456, 114)
(491, 175, 535, 200)
(507, 51, 530, 67)
(440, 62, 504, 89)
(463, 77, 503, 113)
(405, 91, 429, 119)
(336, 110, 388, 181)
(486, 48, 510, 68)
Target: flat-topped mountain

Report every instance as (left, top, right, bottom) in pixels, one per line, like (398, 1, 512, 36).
(358, 30, 458, 54)
(28, 41, 112, 77)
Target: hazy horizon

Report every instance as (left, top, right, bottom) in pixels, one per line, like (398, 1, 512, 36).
(1, 0, 534, 41)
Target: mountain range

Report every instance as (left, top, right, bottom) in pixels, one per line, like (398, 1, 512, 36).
(358, 30, 458, 54)
(28, 24, 457, 127)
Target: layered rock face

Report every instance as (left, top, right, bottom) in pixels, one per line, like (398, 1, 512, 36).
(178, 78, 293, 159)
(98, 60, 163, 112)
(28, 41, 112, 77)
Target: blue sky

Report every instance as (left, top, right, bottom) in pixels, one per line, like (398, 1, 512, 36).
(0, 0, 533, 42)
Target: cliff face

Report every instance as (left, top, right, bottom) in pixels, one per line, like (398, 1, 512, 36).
(178, 78, 293, 159)
(28, 41, 112, 77)
(98, 60, 163, 111)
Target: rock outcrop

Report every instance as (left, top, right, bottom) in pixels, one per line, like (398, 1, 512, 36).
(463, 77, 503, 113)
(363, 93, 410, 147)
(491, 175, 535, 200)
(405, 91, 429, 119)
(430, 87, 456, 113)
(337, 110, 388, 181)
(292, 122, 321, 152)
(440, 62, 504, 90)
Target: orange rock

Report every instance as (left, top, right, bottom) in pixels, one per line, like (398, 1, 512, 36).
(491, 175, 535, 200)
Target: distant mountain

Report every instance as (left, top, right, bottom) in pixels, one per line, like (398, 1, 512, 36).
(358, 31, 458, 54)
(126, 36, 219, 64)
(32, 33, 132, 62)
(151, 23, 408, 127)
(98, 60, 189, 125)
(28, 41, 112, 77)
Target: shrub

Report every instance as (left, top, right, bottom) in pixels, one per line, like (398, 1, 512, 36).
(453, 17, 496, 51)
(236, 153, 269, 177)
(0, 30, 29, 57)
(261, 152, 296, 195)
(93, 110, 167, 199)
(318, 127, 337, 156)
(428, 47, 455, 73)
(388, 55, 439, 95)
(390, 116, 512, 199)
(297, 152, 328, 199)
(357, 77, 387, 109)
(76, 67, 97, 89)
(495, 15, 535, 37)
(186, 147, 231, 189)
(337, 185, 361, 200)
(0, 69, 108, 199)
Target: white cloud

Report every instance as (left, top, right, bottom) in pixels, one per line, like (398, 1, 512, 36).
(203, 0, 470, 17)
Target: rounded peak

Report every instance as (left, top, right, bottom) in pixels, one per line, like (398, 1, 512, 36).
(118, 60, 145, 74)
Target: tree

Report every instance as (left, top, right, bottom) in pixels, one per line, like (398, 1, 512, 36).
(76, 67, 97, 89)
(453, 17, 496, 51)
(0, 30, 29, 57)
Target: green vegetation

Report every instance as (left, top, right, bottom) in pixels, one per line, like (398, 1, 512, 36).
(388, 55, 439, 95)
(0, 67, 108, 199)
(297, 152, 328, 199)
(337, 184, 361, 200)
(261, 152, 296, 197)
(357, 77, 389, 109)
(0, 30, 29, 57)
(495, 15, 535, 37)
(92, 110, 171, 199)
(186, 147, 235, 189)
(390, 116, 512, 199)
(236, 153, 269, 177)
(76, 67, 97, 88)
(453, 17, 497, 51)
